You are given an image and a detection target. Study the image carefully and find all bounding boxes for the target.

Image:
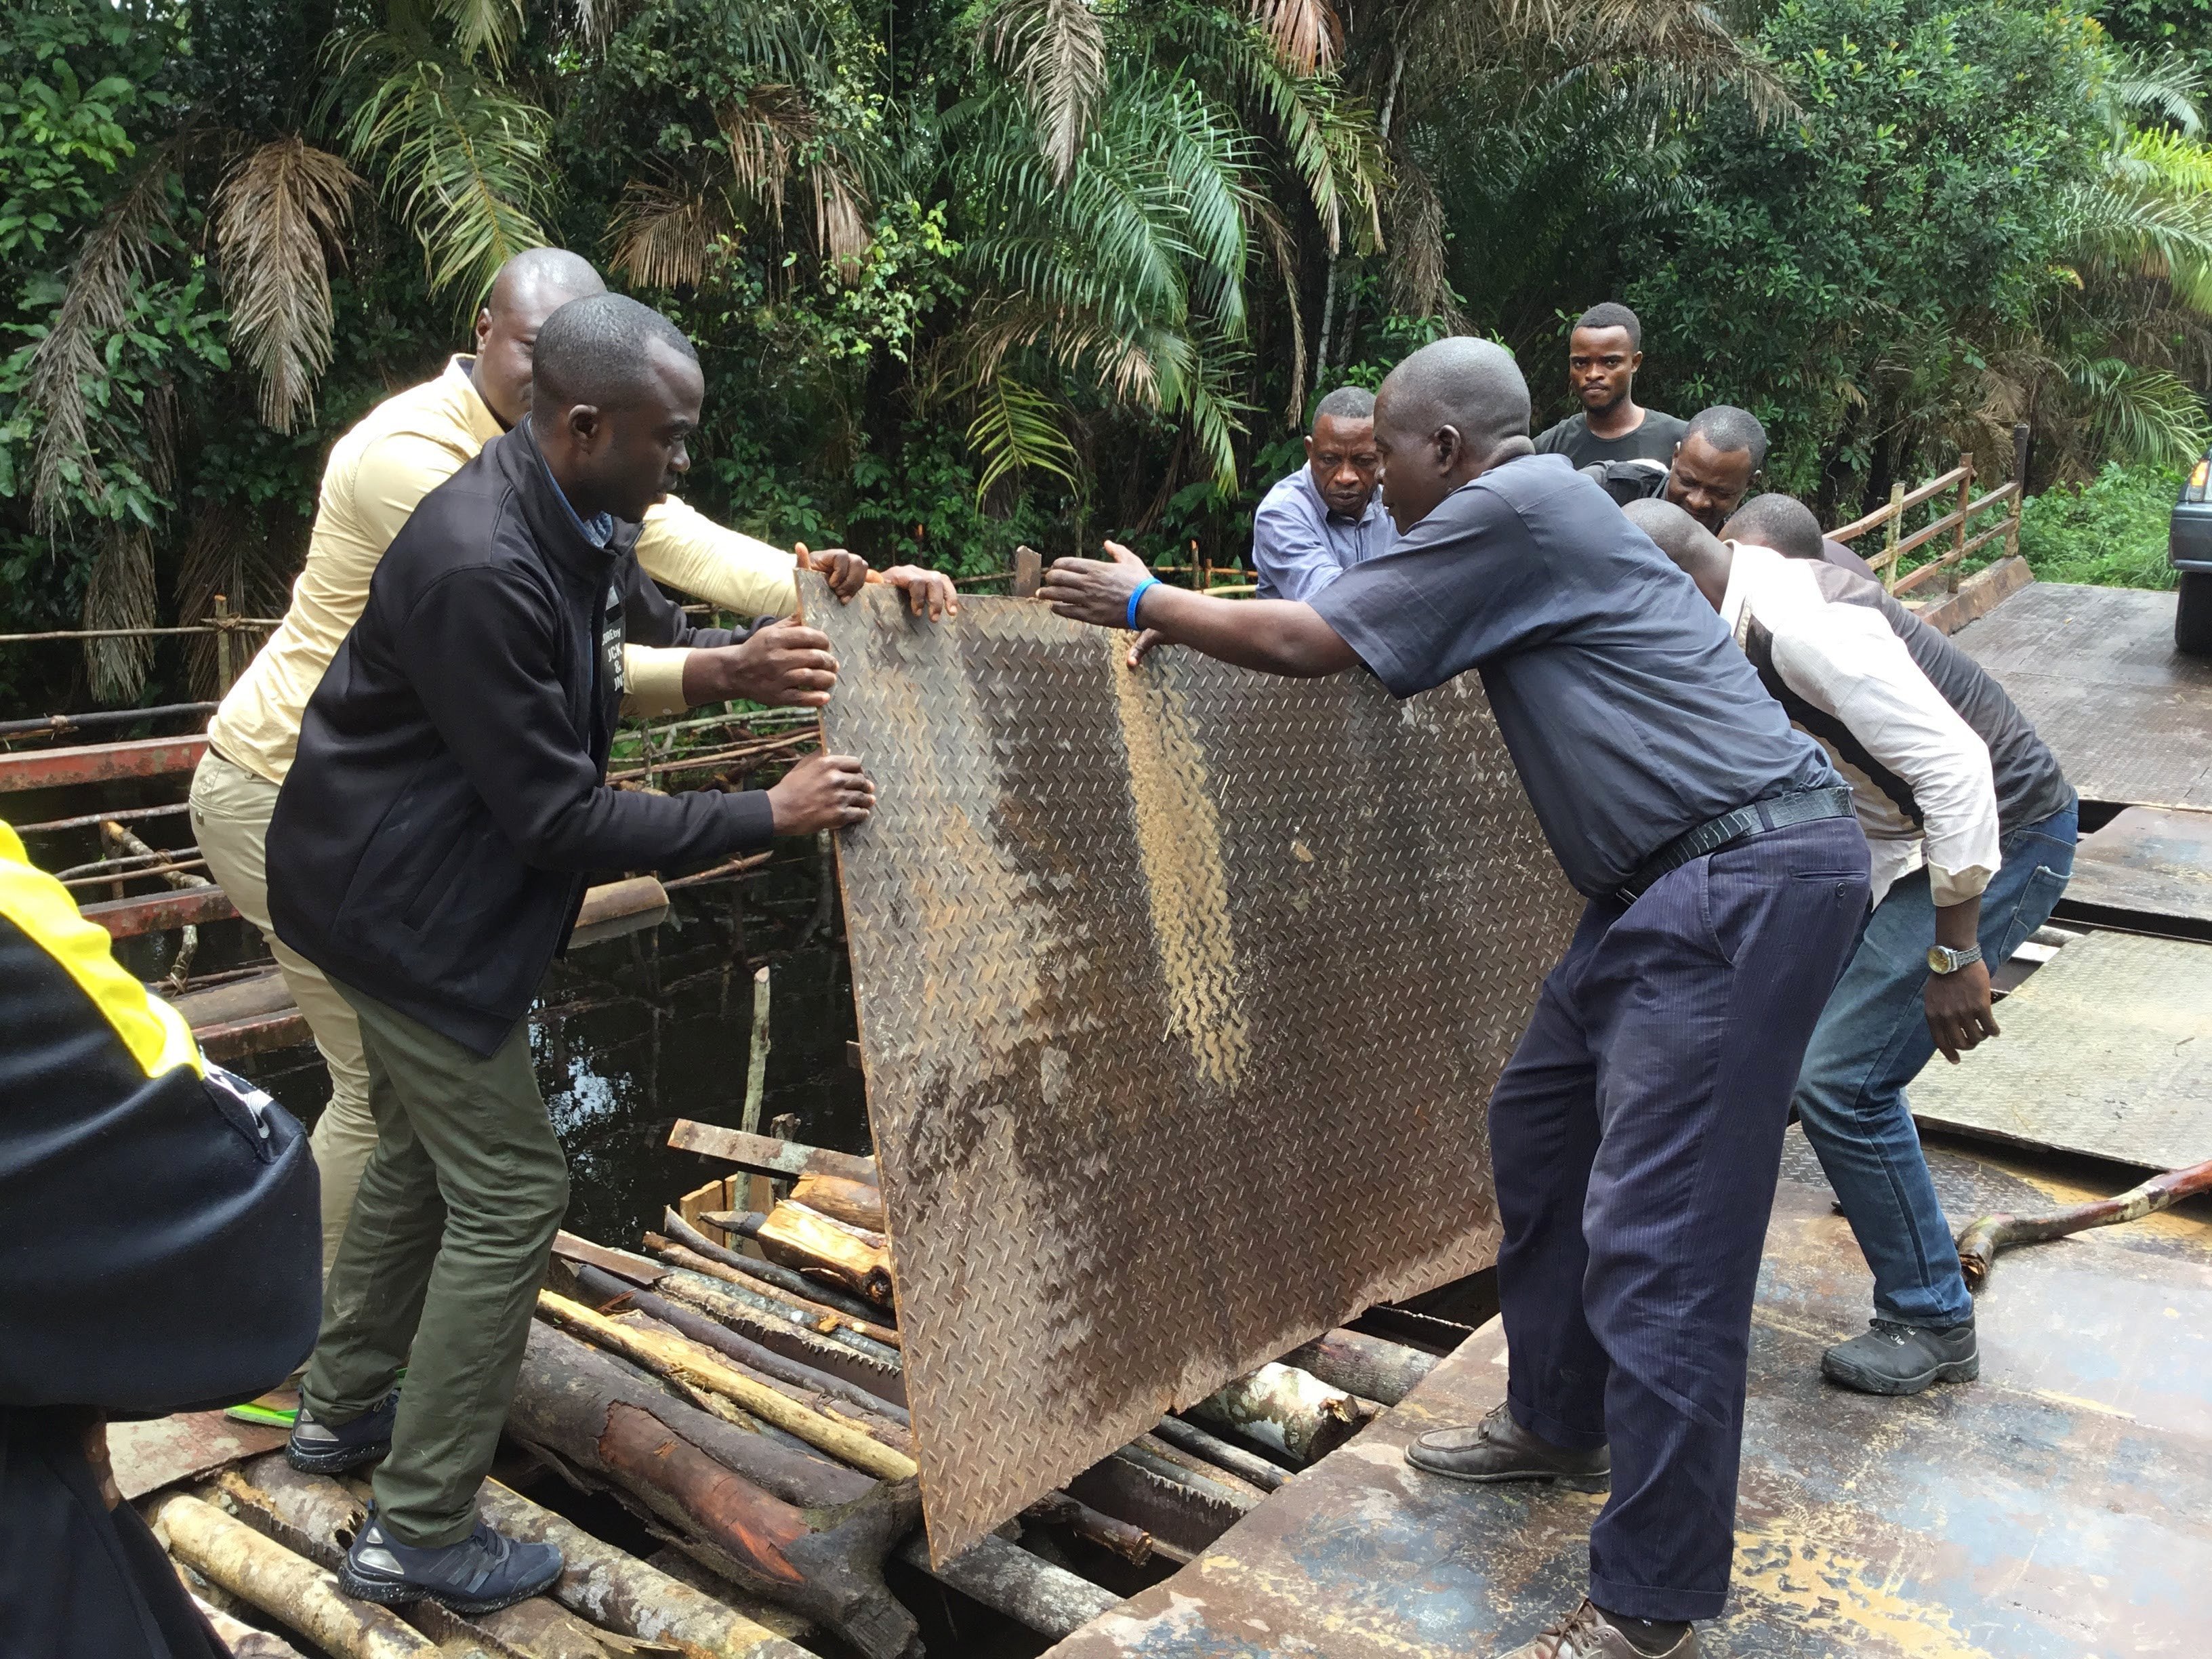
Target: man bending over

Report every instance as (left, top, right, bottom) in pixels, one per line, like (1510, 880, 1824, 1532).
(1042, 337, 1869, 1659)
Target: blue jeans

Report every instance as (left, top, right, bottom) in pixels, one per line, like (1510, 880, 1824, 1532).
(1793, 802, 2078, 1328)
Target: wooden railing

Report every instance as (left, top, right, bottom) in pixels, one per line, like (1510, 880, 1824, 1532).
(1832, 424, 2030, 598)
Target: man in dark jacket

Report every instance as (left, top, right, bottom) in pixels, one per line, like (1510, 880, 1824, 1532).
(266, 292, 879, 1613)
(0, 821, 321, 1656)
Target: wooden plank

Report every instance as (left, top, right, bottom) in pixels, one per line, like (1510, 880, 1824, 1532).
(192, 1009, 311, 1063)
(668, 1120, 880, 1186)
(0, 733, 206, 794)
(568, 875, 668, 948)
(551, 1231, 670, 1285)
(1910, 554, 2032, 636)
(79, 884, 238, 939)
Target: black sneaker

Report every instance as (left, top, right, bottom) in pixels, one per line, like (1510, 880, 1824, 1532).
(339, 1512, 563, 1614)
(1822, 1317, 1979, 1396)
(285, 1390, 398, 1473)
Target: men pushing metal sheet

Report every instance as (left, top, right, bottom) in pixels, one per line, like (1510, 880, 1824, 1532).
(808, 567, 1582, 1564)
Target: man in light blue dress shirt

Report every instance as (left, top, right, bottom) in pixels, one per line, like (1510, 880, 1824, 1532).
(1252, 387, 1395, 600)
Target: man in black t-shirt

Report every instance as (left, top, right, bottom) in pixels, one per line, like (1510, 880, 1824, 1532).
(1042, 337, 1870, 1659)
(1532, 303, 1686, 468)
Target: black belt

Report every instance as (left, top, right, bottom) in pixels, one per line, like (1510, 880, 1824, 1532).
(1614, 785, 1856, 905)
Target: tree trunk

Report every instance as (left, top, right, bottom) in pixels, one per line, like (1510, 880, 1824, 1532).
(506, 1324, 920, 1659)
(708, 1203, 895, 1309)
(146, 1494, 441, 1659)
(573, 1263, 909, 1428)
(1190, 1362, 1372, 1465)
(653, 1265, 906, 1404)
(899, 1534, 1119, 1637)
(1276, 1328, 1436, 1406)
(659, 1210, 897, 1336)
(790, 1171, 887, 1232)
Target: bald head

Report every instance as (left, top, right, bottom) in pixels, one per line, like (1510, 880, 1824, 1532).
(1722, 493, 1824, 561)
(472, 247, 609, 427)
(1372, 337, 1534, 533)
(1622, 496, 1731, 609)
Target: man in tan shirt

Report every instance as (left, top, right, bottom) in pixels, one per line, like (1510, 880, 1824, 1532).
(194, 248, 955, 1274)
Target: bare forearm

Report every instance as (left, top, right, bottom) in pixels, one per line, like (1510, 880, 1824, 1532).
(1933, 896, 1980, 951)
(1131, 586, 1356, 677)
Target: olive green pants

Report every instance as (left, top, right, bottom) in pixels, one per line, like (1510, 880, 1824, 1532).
(300, 979, 567, 1549)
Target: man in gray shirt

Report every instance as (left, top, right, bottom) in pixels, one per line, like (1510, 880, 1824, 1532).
(1532, 303, 1687, 468)
(1251, 386, 1395, 600)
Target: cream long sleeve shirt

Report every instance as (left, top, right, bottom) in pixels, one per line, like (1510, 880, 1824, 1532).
(207, 357, 800, 784)
(1721, 541, 2001, 909)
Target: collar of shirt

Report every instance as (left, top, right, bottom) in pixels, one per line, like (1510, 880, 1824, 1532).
(443, 354, 510, 447)
(1290, 463, 1385, 529)
(535, 438, 616, 550)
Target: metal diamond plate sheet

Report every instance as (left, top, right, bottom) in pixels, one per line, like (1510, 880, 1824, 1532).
(807, 577, 1580, 1563)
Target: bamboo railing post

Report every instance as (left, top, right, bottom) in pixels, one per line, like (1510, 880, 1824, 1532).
(1881, 480, 1906, 592)
(740, 966, 772, 1137)
(2008, 422, 2031, 559)
(1948, 453, 1973, 592)
(212, 595, 237, 694)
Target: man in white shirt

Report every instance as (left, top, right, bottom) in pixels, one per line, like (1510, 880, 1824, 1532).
(1624, 498, 2070, 1396)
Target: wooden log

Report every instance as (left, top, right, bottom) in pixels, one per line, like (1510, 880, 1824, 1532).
(1065, 1456, 1231, 1562)
(668, 1121, 878, 1187)
(708, 1204, 895, 1309)
(190, 1593, 312, 1659)
(1957, 1156, 2212, 1287)
(476, 1478, 816, 1657)
(514, 1324, 873, 1509)
(620, 1308, 914, 1456)
(651, 1269, 905, 1406)
(146, 1494, 441, 1659)
(573, 1264, 907, 1427)
(1277, 1328, 1438, 1407)
(899, 1534, 1120, 1637)
(1191, 1362, 1374, 1465)
(1149, 1415, 1287, 1492)
(655, 1216, 900, 1345)
(537, 1292, 916, 1482)
(1022, 1490, 1153, 1565)
(506, 1327, 918, 1659)
(789, 1171, 887, 1233)
(551, 1232, 667, 1286)
(1126, 1433, 1271, 1506)
(220, 1459, 624, 1659)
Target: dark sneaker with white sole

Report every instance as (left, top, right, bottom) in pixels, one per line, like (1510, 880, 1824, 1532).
(340, 1513, 563, 1614)
(285, 1391, 399, 1473)
(1822, 1317, 1979, 1395)
(1406, 1401, 1612, 1491)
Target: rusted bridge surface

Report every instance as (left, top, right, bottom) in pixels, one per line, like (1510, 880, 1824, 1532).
(1047, 1130, 2212, 1658)
(810, 575, 1581, 1563)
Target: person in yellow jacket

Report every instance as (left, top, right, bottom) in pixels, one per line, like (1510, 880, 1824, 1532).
(0, 821, 321, 1656)
(192, 246, 957, 1279)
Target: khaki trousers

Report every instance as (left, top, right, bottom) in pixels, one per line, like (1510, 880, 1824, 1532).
(303, 978, 567, 1547)
(189, 748, 378, 1277)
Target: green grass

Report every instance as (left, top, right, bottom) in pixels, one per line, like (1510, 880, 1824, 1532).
(2015, 462, 2185, 590)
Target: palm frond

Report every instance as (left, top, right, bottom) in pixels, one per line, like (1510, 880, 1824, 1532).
(176, 504, 304, 699)
(1213, 22, 1385, 254)
(567, 0, 630, 50)
(329, 31, 555, 306)
(2060, 129, 2212, 315)
(216, 138, 365, 433)
(83, 523, 159, 704)
(607, 173, 726, 289)
(23, 155, 176, 527)
(438, 0, 525, 68)
(719, 83, 816, 225)
(811, 162, 872, 281)
(967, 373, 1082, 499)
(2100, 49, 2203, 138)
(984, 0, 1107, 186)
(2068, 356, 2211, 468)
(1252, 0, 1342, 75)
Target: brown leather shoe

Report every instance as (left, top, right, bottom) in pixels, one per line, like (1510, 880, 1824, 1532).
(1405, 1401, 1610, 1491)
(1492, 1598, 1701, 1658)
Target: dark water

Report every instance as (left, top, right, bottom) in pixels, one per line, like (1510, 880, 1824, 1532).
(230, 850, 873, 1252)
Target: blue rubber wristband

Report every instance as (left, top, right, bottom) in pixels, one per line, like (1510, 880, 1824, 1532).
(1126, 576, 1160, 632)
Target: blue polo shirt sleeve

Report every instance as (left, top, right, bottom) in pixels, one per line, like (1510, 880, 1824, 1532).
(1252, 484, 1343, 603)
(1308, 479, 1561, 696)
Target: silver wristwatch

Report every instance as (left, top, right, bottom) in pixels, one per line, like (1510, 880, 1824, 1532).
(1925, 942, 1984, 975)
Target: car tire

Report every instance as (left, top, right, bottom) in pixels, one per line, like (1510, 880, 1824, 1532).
(2179, 571, 2212, 657)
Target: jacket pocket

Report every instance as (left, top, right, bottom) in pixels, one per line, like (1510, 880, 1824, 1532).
(401, 818, 497, 933)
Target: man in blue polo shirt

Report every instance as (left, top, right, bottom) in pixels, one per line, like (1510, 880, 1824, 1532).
(1251, 386, 1395, 600)
(1041, 337, 1870, 1659)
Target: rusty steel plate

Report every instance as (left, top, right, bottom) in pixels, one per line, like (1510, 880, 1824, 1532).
(2060, 804, 2212, 930)
(806, 576, 1580, 1563)
(1949, 581, 2212, 809)
(1045, 1132, 2212, 1658)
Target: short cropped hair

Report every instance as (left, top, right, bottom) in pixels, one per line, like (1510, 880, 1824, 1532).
(1683, 404, 1768, 470)
(1314, 386, 1376, 424)
(1724, 493, 1824, 560)
(1574, 302, 1641, 350)
(531, 293, 699, 415)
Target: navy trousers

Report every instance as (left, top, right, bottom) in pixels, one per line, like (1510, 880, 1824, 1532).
(1490, 816, 1870, 1622)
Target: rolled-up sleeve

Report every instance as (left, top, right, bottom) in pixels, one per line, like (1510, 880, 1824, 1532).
(1769, 600, 2001, 905)
(636, 497, 800, 618)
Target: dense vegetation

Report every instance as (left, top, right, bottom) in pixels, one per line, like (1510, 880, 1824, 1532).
(4, 0, 2211, 712)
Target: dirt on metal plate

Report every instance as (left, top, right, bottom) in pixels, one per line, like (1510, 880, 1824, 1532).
(809, 577, 1579, 1563)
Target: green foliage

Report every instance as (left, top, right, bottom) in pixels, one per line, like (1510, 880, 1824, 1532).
(2017, 459, 2186, 586)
